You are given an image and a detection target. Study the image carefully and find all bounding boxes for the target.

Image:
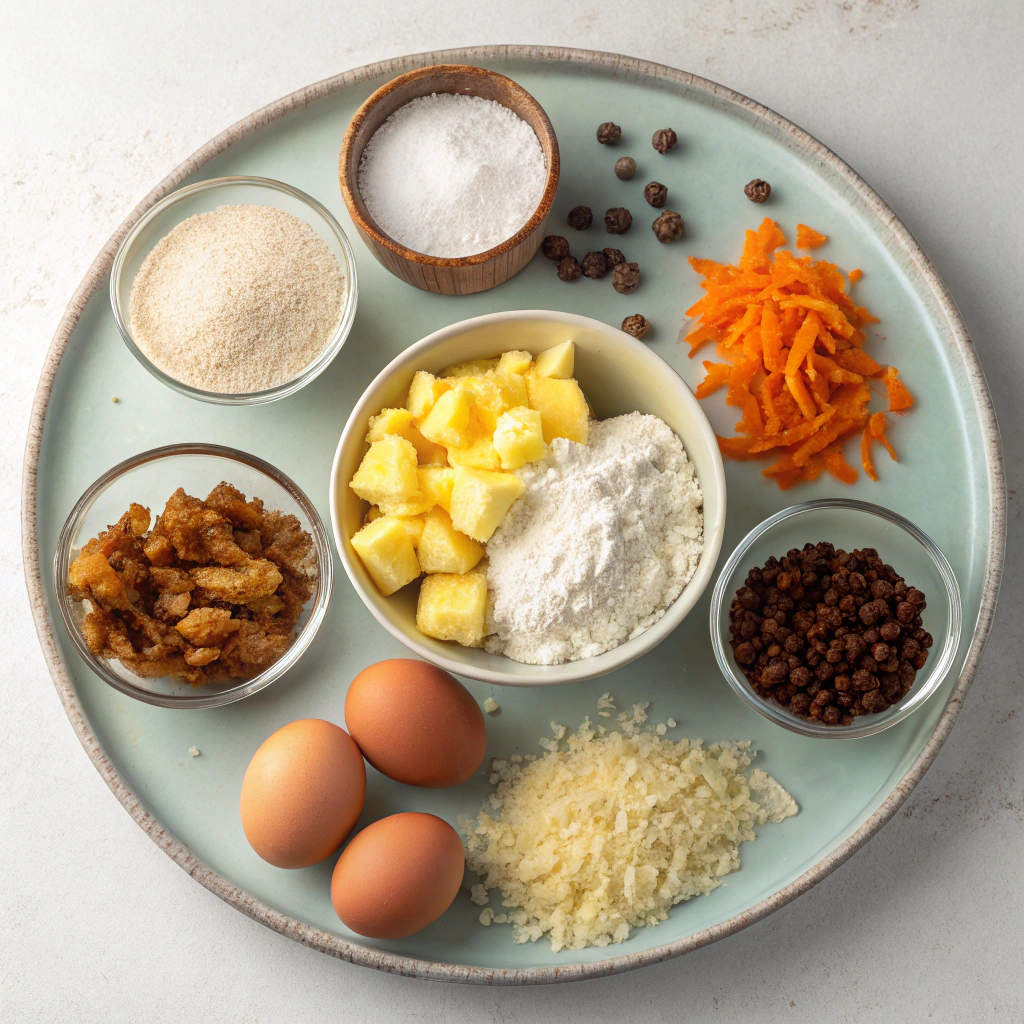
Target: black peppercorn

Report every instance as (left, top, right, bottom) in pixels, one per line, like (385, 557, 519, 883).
(652, 128, 677, 154)
(540, 235, 570, 261)
(614, 156, 636, 180)
(644, 181, 668, 207)
(612, 261, 640, 294)
(744, 179, 772, 203)
(621, 314, 649, 339)
(652, 209, 684, 243)
(581, 251, 609, 279)
(566, 206, 592, 230)
(557, 255, 581, 282)
(597, 121, 621, 145)
(602, 247, 626, 267)
(604, 207, 632, 234)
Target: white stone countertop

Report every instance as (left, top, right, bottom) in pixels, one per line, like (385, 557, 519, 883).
(3, 2, 1021, 1020)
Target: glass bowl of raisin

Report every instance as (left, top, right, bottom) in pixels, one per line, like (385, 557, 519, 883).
(54, 443, 333, 709)
(709, 499, 962, 739)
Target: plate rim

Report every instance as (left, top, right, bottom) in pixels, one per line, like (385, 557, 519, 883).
(20, 44, 1006, 986)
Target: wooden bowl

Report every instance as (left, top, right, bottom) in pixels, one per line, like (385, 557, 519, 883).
(339, 65, 559, 295)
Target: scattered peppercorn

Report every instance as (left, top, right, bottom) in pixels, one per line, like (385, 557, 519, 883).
(644, 181, 668, 208)
(614, 156, 637, 180)
(603, 247, 626, 267)
(556, 255, 581, 282)
(652, 128, 677, 154)
(621, 314, 650, 339)
(604, 207, 632, 234)
(567, 206, 593, 230)
(612, 262, 640, 294)
(728, 542, 933, 726)
(652, 209, 684, 242)
(597, 122, 622, 145)
(541, 235, 570, 261)
(744, 179, 772, 203)
(581, 251, 609, 279)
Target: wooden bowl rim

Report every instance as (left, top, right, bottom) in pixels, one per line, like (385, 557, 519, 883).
(338, 64, 560, 267)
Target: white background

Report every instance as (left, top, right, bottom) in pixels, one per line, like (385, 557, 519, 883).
(3, 2, 1022, 1020)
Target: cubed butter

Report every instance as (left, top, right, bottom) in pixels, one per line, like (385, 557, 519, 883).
(366, 407, 447, 465)
(525, 375, 589, 445)
(350, 516, 421, 596)
(417, 507, 485, 574)
(493, 406, 547, 470)
(349, 435, 422, 512)
(417, 465, 455, 513)
(442, 357, 500, 378)
(534, 340, 575, 379)
(406, 370, 451, 423)
(445, 425, 502, 471)
(418, 387, 475, 449)
(450, 466, 525, 542)
(497, 349, 534, 376)
(416, 571, 488, 647)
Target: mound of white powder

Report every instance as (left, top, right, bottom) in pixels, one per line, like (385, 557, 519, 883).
(484, 413, 704, 665)
(357, 93, 547, 258)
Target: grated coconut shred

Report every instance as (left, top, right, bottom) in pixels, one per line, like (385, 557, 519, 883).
(459, 694, 798, 952)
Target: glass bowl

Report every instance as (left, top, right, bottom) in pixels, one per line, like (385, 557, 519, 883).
(109, 176, 358, 405)
(54, 444, 334, 709)
(710, 498, 962, 739)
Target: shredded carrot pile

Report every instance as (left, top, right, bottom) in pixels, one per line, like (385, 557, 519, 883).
(687, 219, 913, 489)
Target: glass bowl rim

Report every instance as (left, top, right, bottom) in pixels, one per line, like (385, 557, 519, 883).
(108, 175, 359, 406)
(709, 497, 963, 739)
(53, 442, 334, 709)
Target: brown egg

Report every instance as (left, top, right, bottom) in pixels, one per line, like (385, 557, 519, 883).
(240, 719, 365, 869)
(345, 659, 487, 787)
(331, 812, 465, 938)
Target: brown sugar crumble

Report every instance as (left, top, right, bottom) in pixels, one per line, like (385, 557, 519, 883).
(67, 483, 318, 686)
(729, 542, 933, 725)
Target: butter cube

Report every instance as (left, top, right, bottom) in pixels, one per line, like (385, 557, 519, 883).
(418, 387, 475, 449)
(349, 435, 422, 512)
(350, 516, 421, 596)
(446, 424, 503, 471)
(534, 341, 575, 379)
(497, 349, 534, 376)
(417, 507, 485, 575)
(493, 406, 547, 470)
(416, 571, 488, 647)
(449, 466, 525, 542)
(442, 357, 500, 378)
(406, 370, 451, 423)
(526, 375, 589, 445)
(366, 407, 448, 465)
(417, 466, 455, 513)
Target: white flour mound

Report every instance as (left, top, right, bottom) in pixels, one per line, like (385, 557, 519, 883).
(484, 413, 704, 665)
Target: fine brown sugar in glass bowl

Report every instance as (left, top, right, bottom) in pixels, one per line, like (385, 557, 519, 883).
(728, 542, 933, 726)
(66, 482, 318, 686)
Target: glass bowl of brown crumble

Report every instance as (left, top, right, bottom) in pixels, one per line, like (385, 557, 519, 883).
(710, 498, 962, 739)
(54, 443, 333, 709)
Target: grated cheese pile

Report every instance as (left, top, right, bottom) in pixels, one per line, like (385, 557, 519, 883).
(459, 696, 797, 952)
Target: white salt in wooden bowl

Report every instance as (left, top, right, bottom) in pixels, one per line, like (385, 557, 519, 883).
(329, 310, 727, 686)
(338, 65, 560, 295)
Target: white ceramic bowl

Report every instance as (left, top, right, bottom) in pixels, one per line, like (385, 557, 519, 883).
(329, 310, 726, 685)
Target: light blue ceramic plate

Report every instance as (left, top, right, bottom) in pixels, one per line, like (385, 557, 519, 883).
(23, 47, 1003, 984)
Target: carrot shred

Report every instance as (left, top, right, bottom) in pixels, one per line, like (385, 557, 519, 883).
(861, 424, 878, 481)
(884, 365, 914, 411)
(685, 219, 912, 489)
(870, 411, 898, 460)
(694, 361, 731, 399)
(796, 224, 828, 249)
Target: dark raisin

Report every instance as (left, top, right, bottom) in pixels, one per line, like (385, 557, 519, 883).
(644, 181, 668, 207)
(744, 179, 772, 203)
(541, 235, 570, 261)
(557, 256, 581, 281)
(652, 128, 677, 153)
(597, 121, 621, 145)
(581, 251, 609, 279)
(604, 207, 632, 234)
(567, 206, 593, 230)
